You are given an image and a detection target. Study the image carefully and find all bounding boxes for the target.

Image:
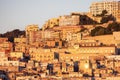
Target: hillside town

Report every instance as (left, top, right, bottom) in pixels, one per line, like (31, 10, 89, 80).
(1, 0, 120, 80)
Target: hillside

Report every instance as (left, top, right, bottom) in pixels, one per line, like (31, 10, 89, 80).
(0, 29, 25, 42)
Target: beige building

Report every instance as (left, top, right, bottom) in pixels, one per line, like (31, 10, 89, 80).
(78, 59, 92, 75)
(30, 52, 54, 62)
(16, 75, 40, 80)
(14, 37, 26, 44)
(68, 46, 117, 55)
(59, 53, 99, 62)
(53, 26, 82, 41)
(29, 48, 54, 62)
(59, 15, 80, 26)
(78, 39, 101, 47)
(25, 24, 39, 44)
(43, 18, 59, 29)
(105, 76, 120, 80)
(25, 29, 61, 46)
(84, 34, 115, 46)
(42, 30, 61, 39)
(44, 39, 62, 48)
(66, 32, 82, 42)
(0, 61, 19, 66)
(10, 52, 23, 59)
(113, 31, 120, 48)
(90, 1, 120, 17)
(59, 46, 117, 62)
(15, 43, 26, 53)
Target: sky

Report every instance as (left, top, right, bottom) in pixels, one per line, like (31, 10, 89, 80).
(0, 0, 101, 33)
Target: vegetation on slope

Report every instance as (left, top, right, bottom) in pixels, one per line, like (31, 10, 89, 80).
(0, 29, 25, 42)
(90, 22, 120, 36)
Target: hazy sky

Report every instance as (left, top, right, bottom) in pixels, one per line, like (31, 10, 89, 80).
(0, 0, 101, 33)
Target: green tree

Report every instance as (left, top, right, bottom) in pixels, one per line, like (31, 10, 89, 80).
(96, 10, 108, 17)
(107, 22, 120, 32)
(101, 10, 108, 16)
(91, 26, 106, 36)
(100, 14, 115, 24)
(0, 29, 25, 42)
(95, 28, 106, 36)
(80, 15, 98, 25)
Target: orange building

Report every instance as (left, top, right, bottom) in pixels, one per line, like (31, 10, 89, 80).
(0, 38, 8, 43)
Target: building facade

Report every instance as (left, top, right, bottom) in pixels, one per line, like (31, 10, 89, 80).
(59, 15, 80, 26)
(25, 24, 39, 44)
(90, 1, 120, 17)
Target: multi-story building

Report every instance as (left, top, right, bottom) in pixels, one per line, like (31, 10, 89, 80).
(113, 31, 120, 48)
(53, 25, 82, 40)
(79, 39, 101, 47)
(0, 38, 8, 43)
(66, 32, 82, 42)
(59, 15, 80, 26)
(84, 34, 115, 46)
(14, 37, 26, 44)
(0, 42, 13, 52)
(14, 43, 26, 53)
(25, 24, 39, 44)
(42, 30, 61, 39)
(43, 18, 59, 29)
(14, 37, 27, 53)
(25, 29, 61, 46)
(0, 61, 19, 72)
(78, 59, 92, 75)
(90, 1, 120, 17)
(69, 46, 117, 54)
(29, 48, 54, 62)
(10, 52, 23, 59)
(59, 46, 117, 62)
(16, 75, 40, 80)
(30, 52, 54, 62)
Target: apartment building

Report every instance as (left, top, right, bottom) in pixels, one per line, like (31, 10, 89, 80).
(59, 15, 80, 26)
(53, 25, 82, 41)
(25, 24, 39, 44)
(14, 37, 26, 44)
(14, 43, 26, 53)
(29, 48, 54, 62)
(0, 38, 8, 43)
(113, 31, 120, 49)
(90, 1, 120, 17)
(84, 34, 115, 46)
(10, 52, 23, 59)
(43, 18, 59, 29)
(30, 52, 54, 62)
(0, 42, 13, 52)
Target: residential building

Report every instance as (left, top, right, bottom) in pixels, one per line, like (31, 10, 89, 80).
(90, 1, 120, 17)
(25, 24, 39, 44)
(14, 43, 26, 53)
(113, 31, 120, 48)
(59, 15, 80, 26)
(0, 42, 13, 52)
(30, 52, 54, 62)
(84, 34, 115, 46)
(14, 37, 26, 44)
(0, 38, 8, 43)
(68, 46, 117, 55)
(10, 52, 23, 59)
(53, 25, 82, 40)
(29, 48, 54, 62)
(43, 18, 59, 30)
